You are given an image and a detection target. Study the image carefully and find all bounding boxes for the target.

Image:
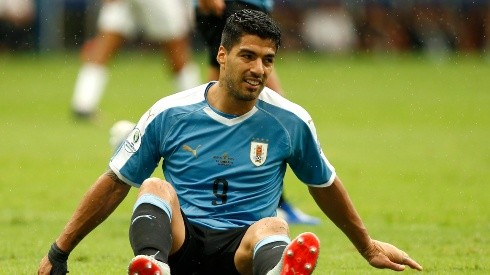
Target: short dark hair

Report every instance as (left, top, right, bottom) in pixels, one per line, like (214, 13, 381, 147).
(221, 9, 281, 51)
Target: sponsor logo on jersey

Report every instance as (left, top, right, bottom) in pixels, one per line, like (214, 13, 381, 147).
(124, 128, 141, 153)
(213, 153, 234, 166)
(183, 144, 201, 158)
(145, 108, 155, 123)
(250, 140, 268, 166)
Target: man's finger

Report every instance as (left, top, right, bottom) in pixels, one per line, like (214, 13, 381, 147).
(403, 256, 423, 271)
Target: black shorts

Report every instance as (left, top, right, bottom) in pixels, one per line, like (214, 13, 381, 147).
(168, 211, 249, 275)
(195, 1, 270, 68)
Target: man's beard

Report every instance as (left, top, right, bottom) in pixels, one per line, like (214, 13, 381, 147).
(223, 75, 262, 102)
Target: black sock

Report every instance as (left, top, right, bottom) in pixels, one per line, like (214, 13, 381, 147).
(129, 203, 172, 263)
(253, 241, 288, 275)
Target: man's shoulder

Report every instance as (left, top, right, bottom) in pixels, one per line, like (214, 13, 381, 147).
(161, 83, 208, 102)
(258, 88, 311, 123)
(151, 83, 208, 114)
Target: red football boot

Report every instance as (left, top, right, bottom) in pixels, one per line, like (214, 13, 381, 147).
(280, 232, 320, 275)
(128, 255, 170, 275)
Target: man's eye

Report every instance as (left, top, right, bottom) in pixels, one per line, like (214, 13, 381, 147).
(264, 58, 274, 66)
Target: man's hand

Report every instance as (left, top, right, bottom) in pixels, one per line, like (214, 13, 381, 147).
(198, 0, 226, 16)
(38, 255, 68, 275)
(361, 240, 423, 271)
(38, 242, 69, 274)
(38, 255, 53, 275)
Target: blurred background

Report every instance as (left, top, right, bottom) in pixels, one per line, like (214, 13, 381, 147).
(1, 0, 490, 57)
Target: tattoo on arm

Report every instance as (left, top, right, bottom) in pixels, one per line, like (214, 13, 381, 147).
(105, 169, 126, 185)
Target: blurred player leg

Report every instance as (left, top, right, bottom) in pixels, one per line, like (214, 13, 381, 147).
(277, 196, 320, 225)
(140, 0, 200, 91)
(160, 36, 200, 91)
(71, 0, 134, 118)
(71, 32, 124, 118)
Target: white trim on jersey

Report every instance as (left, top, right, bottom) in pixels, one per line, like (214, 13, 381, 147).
(110, 84, 207, 186)
(203, 106, 258, 126)
(110, 82, 336, 228)
(258, 88, 336, 187)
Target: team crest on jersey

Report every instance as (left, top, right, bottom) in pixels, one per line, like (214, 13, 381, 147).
(250, 141, 268, 166)
(124, 128, 141, 153)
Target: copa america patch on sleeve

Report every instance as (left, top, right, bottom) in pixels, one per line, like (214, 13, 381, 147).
(124, 128, 141, 153)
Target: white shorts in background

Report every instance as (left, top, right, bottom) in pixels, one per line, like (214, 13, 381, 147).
(0, 0, 34, 19)
(97, 0, 193, 41)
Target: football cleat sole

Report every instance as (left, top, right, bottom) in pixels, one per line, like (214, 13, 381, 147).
(280, 232, 320, 275)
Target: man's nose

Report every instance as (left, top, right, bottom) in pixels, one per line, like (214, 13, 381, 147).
(250, 58, 265, 76)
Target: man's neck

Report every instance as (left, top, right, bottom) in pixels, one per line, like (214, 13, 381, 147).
(207, 81, 256, 116)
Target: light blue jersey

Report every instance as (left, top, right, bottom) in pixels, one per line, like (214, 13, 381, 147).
(110, 82, 335, 230)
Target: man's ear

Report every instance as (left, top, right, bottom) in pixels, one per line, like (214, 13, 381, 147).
(216, 46, 227, 65)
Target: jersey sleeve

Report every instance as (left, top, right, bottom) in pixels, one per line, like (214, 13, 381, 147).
(257, 89, 336, 187)
(109, 108, 162, 187)
(287, 112, 336, 187)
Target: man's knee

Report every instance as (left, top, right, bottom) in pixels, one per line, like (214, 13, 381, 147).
(235, 217, 290, 273)
(255, 217, 289, 236)
(245, 217, 289, 247)
(138, 178, 177, 203)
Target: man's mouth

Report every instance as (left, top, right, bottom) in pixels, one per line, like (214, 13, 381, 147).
(245, 79, 261, 86)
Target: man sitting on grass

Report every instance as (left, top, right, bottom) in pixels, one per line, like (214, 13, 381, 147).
(38, 9, 423, 275)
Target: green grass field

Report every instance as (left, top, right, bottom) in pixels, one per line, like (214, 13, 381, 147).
(1, 51, 489, 274)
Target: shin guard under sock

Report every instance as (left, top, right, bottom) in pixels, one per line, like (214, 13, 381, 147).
(253, 240, 289, 275)
(129, 202, 172, 263)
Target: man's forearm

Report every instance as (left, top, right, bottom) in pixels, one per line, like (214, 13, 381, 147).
(55, 170, 131, 252)
(308, 176, 372, 253)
